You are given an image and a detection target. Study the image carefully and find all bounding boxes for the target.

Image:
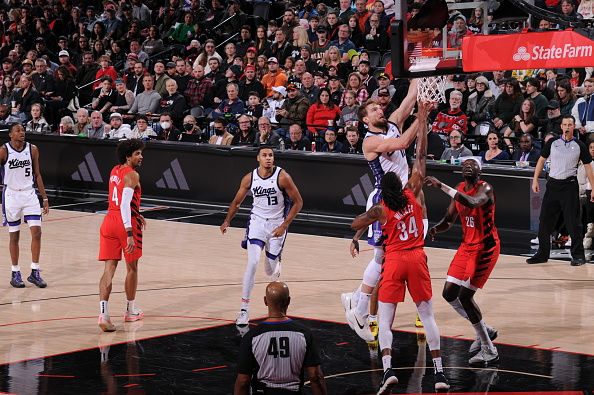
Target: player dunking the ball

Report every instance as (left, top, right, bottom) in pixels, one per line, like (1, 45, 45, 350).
(221, 146, 303, 327)
(425, 157, 499, 365)
(351, 102, 450, 393)
(98, 139, 146, 332)
(342, 80, 420, 342)
(1, 123, 49, 288)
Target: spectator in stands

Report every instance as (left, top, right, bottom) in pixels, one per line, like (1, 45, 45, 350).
(292, 28, 310, 60)
(221, 43, 237, 72)
(300, 72, 320, 105)
(13, 74, 40, 121)
(45, 66, 75, 127)
(129, 74, 161, 116)
(511, 133, 541, 164)
(363, 13, 388, 51)
(107, 79, 133, 115)
(91, 76, 117, 120)
(20, 59, 35, 80)
(264, 86, 286, 124)
(131, 114, 157, 139)
(254, 116, 281, 148)
(560, 0, 582, 18)
(232, 114, 256, 146)
(491, 78, 523, 133)
(338, 90, 360, 127)
(447, 16, 471, 49)
(556, 80, 577, 115)
(467, 76, 495, 135)
(245, 92, 264, 123)
(504, 98, 538, 151)
(276, 83, 310, 135)
(288, 60, 307, 89)
(371, 73, 395, 100)
(346, 15, 364, 49)
(0, 75, 16, 106)
(481, 130, 510, 163)
(321, 128, 343, 152)
(193, 40, 222, 75)
(86, 110, 107, 139)
(154, 61, 171, 97)
(158, 79, 187, 128)
(577, 0, 594, 19)
(330, 24, 356, 56)
(268, 30, 293, 66)
(74, 108, 89, 135)
(173, 59, 191, 94)
(158, 112, 182, 141)
(212, 65, 241, 105)
(281, 8, 299, 39)
(325, 12, 341, 42)
(572, 78, 594, 137)
(312, 26, 331, 65)
(468, 7, 484, 34)
(180, 115, 207, 142)
(341, 126, 363, 154)
(377, 88, 397, 118)
(166, 12, 196, 45)
(358, 60, 377, 96)
(440, 129, 473, 161)
(543, 100, 563, 136)
(108, 112, 133, 139)
(489, 70, 506, 98)
(255, 25, 271, 57)
(184, 65, 212, 113)
(236, 26, 255, 58)
(141, 25, 164, 57)
(0, 104, 20, 125)
(338, 0, 355, 23)
(354, 0, 371, 32)
(56, 50, 77, 77)
(300, 45, 318, 74)
(524, 77, 549, 122)
(306, 88, 341, 137)
(343, 72, 368, 106)
(32, 58, 56, 99)
(239, 65, 265, 102)
(262, 57, 288, 97)
(210, 82, 245, 120)
(93, 55, 117, 90)
(328, 75, 344, 105)
(538, 75, 556, 101)
(432, 90, 468, 137)
(286, 123, 311, 151)
(58, 116, 75, 135)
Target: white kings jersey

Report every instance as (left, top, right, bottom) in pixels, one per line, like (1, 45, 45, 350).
(2, 142, 34, 190)
(364, 122, 409, 188)
(250, 166, 290, 219)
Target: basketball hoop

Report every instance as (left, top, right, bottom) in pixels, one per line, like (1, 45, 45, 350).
(417, 75, 448, 103)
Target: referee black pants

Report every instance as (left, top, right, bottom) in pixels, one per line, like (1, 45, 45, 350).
(537, 177, 585, 260)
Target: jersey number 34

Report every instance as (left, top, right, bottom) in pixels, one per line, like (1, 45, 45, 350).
(397, 217, 419, 241)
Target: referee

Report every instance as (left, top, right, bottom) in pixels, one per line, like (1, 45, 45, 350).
(528, 115, 594, 266)
(234, 282, 327, 395)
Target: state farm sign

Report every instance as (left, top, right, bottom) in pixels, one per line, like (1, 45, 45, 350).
(462, 30, 594, 72)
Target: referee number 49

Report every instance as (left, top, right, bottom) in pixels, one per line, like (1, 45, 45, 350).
(267, 336, 291, 358)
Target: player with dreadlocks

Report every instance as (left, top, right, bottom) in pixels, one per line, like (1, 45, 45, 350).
(351, 101, 450, 394)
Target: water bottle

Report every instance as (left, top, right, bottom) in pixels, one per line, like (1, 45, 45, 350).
(279, 138, 285, 151)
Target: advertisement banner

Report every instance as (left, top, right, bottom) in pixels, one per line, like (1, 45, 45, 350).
(462, 30, 594, 72)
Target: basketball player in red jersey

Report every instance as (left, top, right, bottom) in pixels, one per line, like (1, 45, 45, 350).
(425, 158, 499, 366)
(351, 102, 450, 394)
(97, 139, 146, 332)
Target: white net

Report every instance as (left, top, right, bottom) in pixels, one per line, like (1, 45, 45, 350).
(417, 75, 448, 103)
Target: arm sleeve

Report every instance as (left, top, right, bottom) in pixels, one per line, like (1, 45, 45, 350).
(120, 187, 134, 229)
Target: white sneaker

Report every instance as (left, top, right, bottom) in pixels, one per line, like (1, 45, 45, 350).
(236, 309, 249, 326)
(469, 326, 498, 354)
(530, 237, 539, 244)
(270, 261, 281, 281)
(469, 346, 499, 365)
(341, 293, 354, 329)
(346, 309, 375, 342)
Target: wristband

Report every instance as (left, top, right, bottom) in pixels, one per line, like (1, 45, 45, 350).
(127, 231, 133, 237)
(43, 198, 48, 201)
(440, 183, 458, 199)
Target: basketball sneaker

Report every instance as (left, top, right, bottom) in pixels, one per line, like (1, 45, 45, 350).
(469, 346, 499, 366)
(27, 269, 47, 288)
(124, 308, 144, 322)
(469, 326, 498, 354)
(341, 293, 354, 329)
(10, 271, 25, 288)
(98, 315, 116, 332)
(377, 369, 398, 395)
(236, 309, 249, 326)
(415, 313, 423, 328)
(270, 261, 281, 281)
(346, 309, 375, 342)
(434, 371, 450, 391)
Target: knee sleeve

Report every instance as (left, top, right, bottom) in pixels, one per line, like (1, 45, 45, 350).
(416, 300, 441, 351)
(362, 249, 383, 288)
(378, 301, 396, 352)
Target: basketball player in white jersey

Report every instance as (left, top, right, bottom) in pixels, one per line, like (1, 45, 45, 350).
(343, 79, 422, 341)
(0, 123, 49, 288)
(221, 146, 303, 326)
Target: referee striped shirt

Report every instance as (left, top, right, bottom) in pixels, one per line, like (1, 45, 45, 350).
(237, 319, 321, 394)
(540, 136, 591, 180)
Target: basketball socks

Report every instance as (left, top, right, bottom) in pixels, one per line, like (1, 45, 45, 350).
(30, 263, 40, 270)
(11, 265, 20, 272)
(432, 357, 444, 373)
(448, 298, 469, 320)
(382, 355, 391, 371)
(241, 299, 249, 311)
(100, 301, 109, 317)
(473, 320, 496, 352)
(127, 300, 135, 313)
(356, 292, 371, 318)
(368, 314, 377, 322)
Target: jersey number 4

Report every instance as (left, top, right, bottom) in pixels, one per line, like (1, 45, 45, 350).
(397, 217, 418, 241)
(111, 188, 119, 206)
(267, 336, 290, 358)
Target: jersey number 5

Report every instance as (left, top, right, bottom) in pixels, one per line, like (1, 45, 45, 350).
(25, 168, 31, 177)
(112, 188, 119, 206)
(397, 217, 418, 241)
(267, 336, 290, 358)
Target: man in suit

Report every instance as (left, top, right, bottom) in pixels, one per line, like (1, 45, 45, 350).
(511, 133, 541, 164)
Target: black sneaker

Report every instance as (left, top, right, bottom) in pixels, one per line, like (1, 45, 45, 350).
(434, 371, 450, 391)
(570, 257, 586, 266)
(10, 271, 25, 288)
(377, 369, 398, 395)
(27, 269, 47, 288)
(526, 255, 548, 264)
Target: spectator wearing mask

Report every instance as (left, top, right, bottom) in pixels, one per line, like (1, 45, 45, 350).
(209, 118, 233, 145)
(158, 112, 182, 141)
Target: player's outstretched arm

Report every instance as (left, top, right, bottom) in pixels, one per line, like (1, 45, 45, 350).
(221, 172, 252, 234)
(272, 170, 304, 237)
(424, 176, 492, 208)
(389, 79, 418, 129)
(31, 145, 49, 215)
(351, 204, 385, 231)
(407, 101, 431, 198)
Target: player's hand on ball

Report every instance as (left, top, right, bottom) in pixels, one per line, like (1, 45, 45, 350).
(424, 176, 441, 189)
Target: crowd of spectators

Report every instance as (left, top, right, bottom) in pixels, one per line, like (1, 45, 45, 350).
(0, 0, 591, 159)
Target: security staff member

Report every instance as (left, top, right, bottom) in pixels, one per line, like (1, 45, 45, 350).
(528, 115, 594, 266)
(234, 282, 327, 395)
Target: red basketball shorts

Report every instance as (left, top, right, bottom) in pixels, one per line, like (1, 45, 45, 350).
(378, 248, 433, 304)
(447, 240, 499, 289)
(98, 213, 143, 263)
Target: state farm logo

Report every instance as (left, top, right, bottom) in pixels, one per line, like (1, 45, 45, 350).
(513, 44, 593, 62)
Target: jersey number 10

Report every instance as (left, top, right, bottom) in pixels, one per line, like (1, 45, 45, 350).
(267, 336, 290, 358)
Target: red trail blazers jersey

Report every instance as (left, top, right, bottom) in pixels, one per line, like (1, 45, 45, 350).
(455, 180, 498, 246)
(381, 188, 425, 253)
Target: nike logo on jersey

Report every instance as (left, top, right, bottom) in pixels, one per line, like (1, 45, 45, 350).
(252, 186, 277, 197)
(7, 158, 31, 169)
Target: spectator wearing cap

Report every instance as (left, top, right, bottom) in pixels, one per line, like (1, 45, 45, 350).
(110, 78, 135, 114)
(306, 87, 341, 138)
(236, 25, 255, 58)
(91, 76, 117, 120)
(129, 74, 161, 115)
(370, 73, 395, 99)
(524, 77, 549, 123)
(311, 26, 331, 64)
(299, 45, 319, 74)
(56, 50, 77, 77)
(21, 59, 35, 79)
(442, 75, 470, 111)
(157, 79, 187, 128)
(184, 65, 213, 113)
(34, 37, 56, 64)
(377, 87, 397, 118)
(327, 75, 344, 106)
(128, 39, 149, 66)
(357, 60, 378, 96)
(432, 90, 468, 138)
(467, 75, 495, 134)
(239, 65, 265, 102)
(572, 78, 594, 138)
(212, 65, 242, 105)
(261, 57, 288, 97)
(447, 15, 471, 49)
(210, 82, 245, 121)
(276, 83, 310, 136)
(25, 103, 51, 134)
(165, 61, 177, 78)
(264, 86, 286, 124)
(108, 112, 133, 139)
(93, 55, 117, 90)
(267, 30, 293, 65)
(153, 61, 171, 97)
(314, 71, 327, 89)
(131, 114, 157, 139)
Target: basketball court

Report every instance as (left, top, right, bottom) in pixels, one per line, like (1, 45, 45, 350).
(0, 194, 593, 394)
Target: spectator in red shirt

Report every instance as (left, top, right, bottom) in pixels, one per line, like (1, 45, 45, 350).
(306, 87, 341, 138)
(432, 90, 468, 137)
(94, 55, 118, 90)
